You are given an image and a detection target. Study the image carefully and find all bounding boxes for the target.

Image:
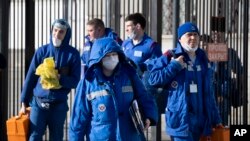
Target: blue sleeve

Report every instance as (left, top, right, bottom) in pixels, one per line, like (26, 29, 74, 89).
(81, 36, 92, 65)
(150, 42, 162, 58)
(59, 50, 81, 89)
(109, 31, 123, 46)
(21, 50, 41, 104)
(147, 55, 183, 87)
(114, 36, 123, 46)
(69, 79, 91, 141)
(139, 42, 162, 72)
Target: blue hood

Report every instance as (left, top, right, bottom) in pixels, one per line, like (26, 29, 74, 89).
(84, 37, 126, 80)
(87, 37, 126, 69)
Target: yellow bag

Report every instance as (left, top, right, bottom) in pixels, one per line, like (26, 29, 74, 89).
(6, 108, 30, 141)
(200, 128, 230, 141)
(35, 57, 61, 89)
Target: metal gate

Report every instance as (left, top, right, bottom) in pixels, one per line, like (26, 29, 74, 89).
(0, 0, 249, 141)
(1, 0, 162, 140)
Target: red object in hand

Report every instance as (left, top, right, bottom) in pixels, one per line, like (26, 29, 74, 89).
(163, 50, 175, 59)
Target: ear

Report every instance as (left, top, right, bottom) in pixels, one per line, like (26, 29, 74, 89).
(178, 38, 182, 42)
(135, 24, 140, 29)
(97, 27, 102, 32)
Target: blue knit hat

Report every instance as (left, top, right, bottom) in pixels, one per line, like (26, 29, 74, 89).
(178, 22, 199, 39)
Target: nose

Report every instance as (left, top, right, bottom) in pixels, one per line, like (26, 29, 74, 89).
(190, 35, 195, 39)
(54, 30, 60, 39)
(125, 27, 130, 32)
(54, 31, 60, 38)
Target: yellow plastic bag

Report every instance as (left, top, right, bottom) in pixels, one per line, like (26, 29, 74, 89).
(35, 57, 61, 89)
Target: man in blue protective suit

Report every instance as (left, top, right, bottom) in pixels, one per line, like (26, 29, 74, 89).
(20, 19, 81, 141)
(122, 13, 162, 76)
(81, 18, 123, 66)
(69, 37, 158, 141)
(122, 13, 162, 99)
(147, 22, 223, 141)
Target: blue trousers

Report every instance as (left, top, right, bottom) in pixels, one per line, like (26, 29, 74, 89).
(29, 97, 69, 141)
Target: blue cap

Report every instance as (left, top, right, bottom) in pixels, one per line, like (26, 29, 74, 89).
(178, 22, 199, 39)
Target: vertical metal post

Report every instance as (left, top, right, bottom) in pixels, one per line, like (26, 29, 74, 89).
(106, 0, 111, 27)
(185, 0, 190, 21)
(0, 0, 10, 140)
(25, 0, 35, 74)
(63, 0, 69, 20)
(110, 0, 121, 34)
(149, 1, 163, 140)
(173, 0, 179, 48)
(150, 0, 162, 43)
(242, 0, 249, 124)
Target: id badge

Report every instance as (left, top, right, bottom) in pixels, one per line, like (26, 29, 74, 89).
(189, 82, 198, 93)
(134, 51, 142, 57)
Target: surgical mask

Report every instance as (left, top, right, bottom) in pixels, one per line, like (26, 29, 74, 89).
(102, 55, 119, 71)
(52, 38, 62, 47)
(182, 42, 198, 52)
(128, 30, 136, 39)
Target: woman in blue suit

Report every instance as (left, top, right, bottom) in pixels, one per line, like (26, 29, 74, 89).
(69, 37, 158, 141)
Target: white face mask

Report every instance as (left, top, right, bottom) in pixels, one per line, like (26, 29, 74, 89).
(102, 54, 119, 71)
(182, 42, 198, 53)
(128, 30, 136, 39)
(52, 38, 62, 47)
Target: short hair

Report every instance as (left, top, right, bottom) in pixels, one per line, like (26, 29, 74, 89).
(87, 18, 105, 29)
(125, 13, 146, 29)
(52, 19, 70, 30)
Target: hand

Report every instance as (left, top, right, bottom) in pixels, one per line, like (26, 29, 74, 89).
(175, 55, 184, 63)
(216, 123, 224, 129)
(200, 135, 211, 141)
(217, 96, 224, 103)
(175, 55, 185, 68)
(57, 74, 61, 80)
(20, 102, 30, 117)
(144, 118, 151, 130)
(205, 136, 211, 141)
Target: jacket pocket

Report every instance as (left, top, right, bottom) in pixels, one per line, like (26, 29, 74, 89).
(91, 95, 116, 122)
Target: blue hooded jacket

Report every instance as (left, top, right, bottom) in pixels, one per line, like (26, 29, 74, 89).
(147, 43, 222, 137)
(21, 19, 81, 104)
(69, 37, 158, 141)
